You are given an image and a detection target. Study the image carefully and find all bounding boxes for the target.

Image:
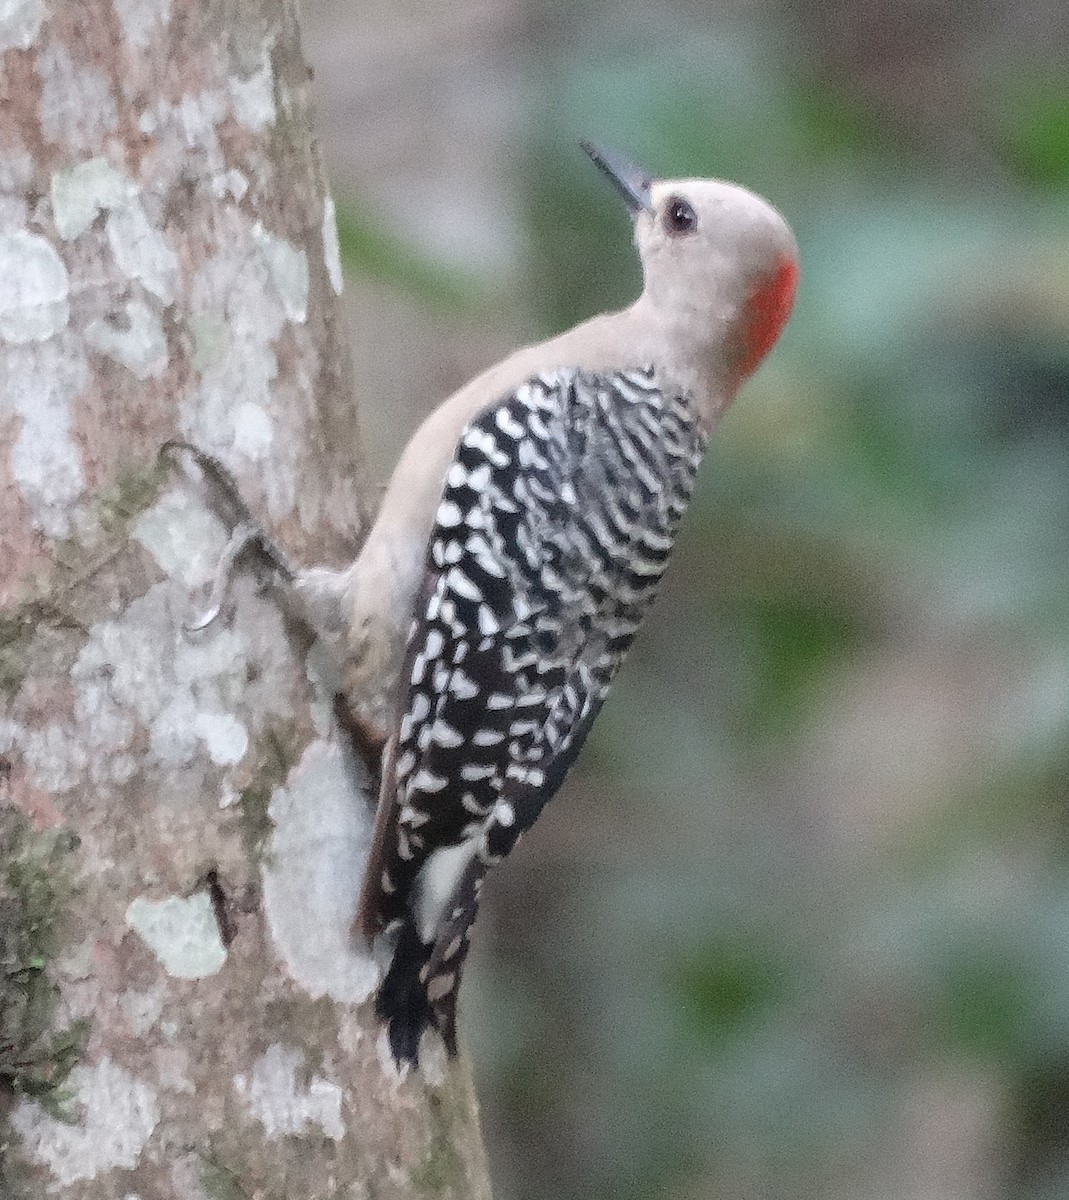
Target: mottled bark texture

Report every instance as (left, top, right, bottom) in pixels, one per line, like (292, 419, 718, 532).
(0, 2, 492, 1197)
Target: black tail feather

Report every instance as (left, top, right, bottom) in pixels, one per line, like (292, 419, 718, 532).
(375, 861, 483, 1066)
(375, 921, 437, 1067)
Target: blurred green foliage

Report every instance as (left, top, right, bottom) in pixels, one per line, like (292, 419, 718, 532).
(739, 593, 865, 740)
(676, 938, 791, 1044)
(1000, 77, 1069, 188)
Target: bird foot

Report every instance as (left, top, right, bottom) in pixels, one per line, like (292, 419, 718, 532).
(159, 441, 296, 632)
(160, 441, 388, 783)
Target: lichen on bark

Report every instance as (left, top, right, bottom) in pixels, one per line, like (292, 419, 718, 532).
(0, 807, 86, 1120)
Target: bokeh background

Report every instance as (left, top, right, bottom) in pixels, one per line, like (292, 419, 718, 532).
(301, 3, 1069, 1197)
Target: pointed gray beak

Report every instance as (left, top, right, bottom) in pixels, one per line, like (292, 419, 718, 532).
(580, 140, 654, 215)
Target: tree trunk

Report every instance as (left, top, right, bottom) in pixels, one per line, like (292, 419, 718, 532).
(0, 2, 492, 1196)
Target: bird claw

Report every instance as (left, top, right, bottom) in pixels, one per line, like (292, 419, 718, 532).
(159, 440, 296, 632)
(184, 522, 263, 632)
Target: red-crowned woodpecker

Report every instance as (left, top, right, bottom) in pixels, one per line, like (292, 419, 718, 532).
(352, 144, 798, 1066)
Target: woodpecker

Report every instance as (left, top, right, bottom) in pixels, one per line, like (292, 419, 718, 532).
(346, 144, 798, 1067)
(171, 144, 798, 1069)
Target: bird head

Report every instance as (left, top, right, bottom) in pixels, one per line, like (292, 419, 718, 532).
(581, 142, 798, 389)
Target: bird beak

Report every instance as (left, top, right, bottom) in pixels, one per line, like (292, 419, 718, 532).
(580, 141, 654, 216)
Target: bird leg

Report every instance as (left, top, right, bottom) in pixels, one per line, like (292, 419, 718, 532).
(159, 441, 388, 784)
(159, 441, 300, 631)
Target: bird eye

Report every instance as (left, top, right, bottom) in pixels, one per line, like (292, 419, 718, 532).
(663, 196, 698, 236)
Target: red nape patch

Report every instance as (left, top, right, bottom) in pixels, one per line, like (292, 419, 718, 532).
(738, 256, 799, 378)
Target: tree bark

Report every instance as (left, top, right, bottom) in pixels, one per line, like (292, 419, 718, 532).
(0, 2, 492, 1196)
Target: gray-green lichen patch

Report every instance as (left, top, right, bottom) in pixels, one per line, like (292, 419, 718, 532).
(189, 312, 227, 371)
(9, 1057, 159, 1185)
(233, 1043, 343, 1141)
(252, 222, 308, 324)
(0, 0, 43, 53)
(107, 198, 178, 304)
(0, 808, 86, 1120)
(230, 397, 274, 459)
(126, 891, 227, 979)
(0, 459, 165, 700)
(112, 0, 171, 49)
(260, 739, 376, 1004)
(322, 195, 344, 297)
(0, 612, 36, 698)
(132, 486, 228, 588)
(85, 298, 168, 379)
(229, 50, 276, 133)
(94, 457, 170, 539)
(48, 158, 174, 383)
(71, 582, 253, 776)
(0, 230, 70, 343)
(6, 340, 88, 538)
(50, 158, 130, 241)
(199, 1154, 251, 1200)
(37, 42, 118, 157)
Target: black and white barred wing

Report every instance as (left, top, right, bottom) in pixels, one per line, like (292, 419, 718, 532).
(359, 365, 706, 959)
